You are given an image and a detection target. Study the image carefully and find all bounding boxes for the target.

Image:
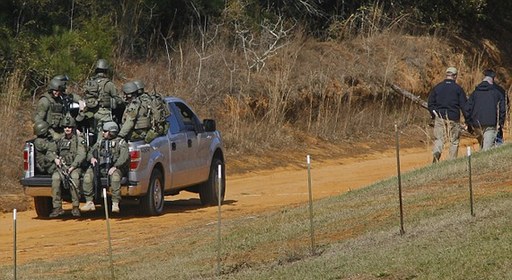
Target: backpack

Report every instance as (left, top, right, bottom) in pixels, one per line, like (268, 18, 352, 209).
(144, 92, 170, 142)
(84, 78, 109, 109)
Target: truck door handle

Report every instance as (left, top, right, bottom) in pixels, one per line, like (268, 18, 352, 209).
(171, 142, 176, 150)
(187, 139, 192, 148)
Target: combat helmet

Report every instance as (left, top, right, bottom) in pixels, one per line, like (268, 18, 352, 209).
(133, 80, 145, 94)
(103, 121, 119, 137)
(52, 74, 69, 90)
(48, 79, 65, 92)
(53, 74, 69, 82)
(122, 81, 138, 95)
(62, 115, 76, 127)
(33, 121, 50, 136)
(95, 59, 109, 73)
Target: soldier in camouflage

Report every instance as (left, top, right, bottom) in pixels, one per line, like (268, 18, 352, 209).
(52, 74, 86, 117)
(49, 116, 87, 218)
(33, 121, 57, 175)
(81, 121, 129, 213)
(118, 81, 153, 141)
(34, 79, 68, 139)
(78, 59, 124, 135)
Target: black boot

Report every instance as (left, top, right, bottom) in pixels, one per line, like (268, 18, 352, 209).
(71, 206, 81, 217)
(49, 207, 65, 218)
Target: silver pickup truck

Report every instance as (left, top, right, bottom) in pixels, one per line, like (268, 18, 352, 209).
(21, 97, 225, 217)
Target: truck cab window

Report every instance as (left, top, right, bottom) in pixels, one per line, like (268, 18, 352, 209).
(166, 109, 180, 134)
(174, 102, 198, 131)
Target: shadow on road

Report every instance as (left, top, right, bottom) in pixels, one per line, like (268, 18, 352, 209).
(36, 198, 237, 221)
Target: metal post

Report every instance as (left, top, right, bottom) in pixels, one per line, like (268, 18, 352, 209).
(307, 155, 316, 255)
(467, 147, 475, 217)
(13, 209, 17, 280)
(103, 188, 115, 279)
(395, 124, 405, 235)
(217, 164, 222, 276)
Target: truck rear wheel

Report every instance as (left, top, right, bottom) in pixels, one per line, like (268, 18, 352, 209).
(141, 169, 164, 216)
(34, 197, 52, 218)
(200, 157, 225, 206)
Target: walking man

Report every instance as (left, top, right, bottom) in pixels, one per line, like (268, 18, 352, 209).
(427, 67, 468, 162)
(482, 69, 508, 145)
(464, 73, 506, 151)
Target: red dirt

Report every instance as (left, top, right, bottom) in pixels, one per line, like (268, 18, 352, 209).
(0, 137, 479, 265)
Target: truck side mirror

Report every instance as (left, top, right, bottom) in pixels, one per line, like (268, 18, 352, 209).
(203, 119, 216, 132)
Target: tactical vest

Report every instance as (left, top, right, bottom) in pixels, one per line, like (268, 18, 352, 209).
(40, 93, 64, 128)
(133, 94, 151, 130)
(56, 135, 80, 164)
(34, 136, 57, 174)
(84, 78, 114, 109)
(148, 92, 170, 135)
(98, 138, 124, 165)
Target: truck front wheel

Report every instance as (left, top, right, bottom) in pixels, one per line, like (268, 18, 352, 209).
(141, 169, 164, 216)
(34, 196, 52, 218)
(200, 157, 225, 206)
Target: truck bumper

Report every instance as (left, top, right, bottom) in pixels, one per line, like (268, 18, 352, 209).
(21, 177, 145, 197)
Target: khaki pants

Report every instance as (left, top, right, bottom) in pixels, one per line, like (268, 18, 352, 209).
(82, 167, 123, 203)
(473, 126, 497, 151)
(433, 117, 461, 160)
(52, 168, 82, 208)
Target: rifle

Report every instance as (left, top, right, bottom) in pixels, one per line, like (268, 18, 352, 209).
(83, 127, 90, 149)
(61, 94, 73, 116)
(104, 139, 112, 189)
(56, 159, 81, 201)
(92, 149, 102, 201)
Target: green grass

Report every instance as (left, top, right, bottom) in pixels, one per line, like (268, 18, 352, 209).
(2, 144, 512, 279)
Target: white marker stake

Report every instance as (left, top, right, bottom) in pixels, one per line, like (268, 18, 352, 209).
(307, 155, 316, 255)
(467, 146, 475, 217)
(13, 209, 17, 280)
(395, 124, 405, 235)
(217, 164, 222, 276)
(103, 188, 115, 279)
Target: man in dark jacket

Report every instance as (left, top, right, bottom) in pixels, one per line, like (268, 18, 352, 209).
(427, 67, 468, 163)
(464, 74, 506, 151)
(482, 69, 508, 145)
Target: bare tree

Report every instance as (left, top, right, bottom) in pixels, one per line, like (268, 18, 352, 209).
(236, 16, 296, 72)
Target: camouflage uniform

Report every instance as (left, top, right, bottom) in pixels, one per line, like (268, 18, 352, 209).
(51, 132, 87, 211)
(118, 92, 152, 141)
(82, 125, 129, 208)
(52, 74, 84, 118)
(79, 67, 124, 135)
(34, 91, 66, 139)
(34, 134, 57, 175)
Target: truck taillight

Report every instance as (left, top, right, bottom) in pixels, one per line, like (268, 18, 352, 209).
(23, 142, 34, 177)
(23, 149, 29, 171)
(130, 149, 141, 170)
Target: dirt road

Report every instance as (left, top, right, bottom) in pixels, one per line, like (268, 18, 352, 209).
(0, 141, 478, 265)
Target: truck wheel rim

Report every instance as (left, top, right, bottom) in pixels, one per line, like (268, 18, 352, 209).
(154, 180, 162, 208)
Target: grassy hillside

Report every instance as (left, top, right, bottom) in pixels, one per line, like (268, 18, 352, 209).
(2, 142, 511, 279)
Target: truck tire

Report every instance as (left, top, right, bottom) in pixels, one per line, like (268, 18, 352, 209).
(200, 157, 225, 206)
(141, 169, 164, 216)
(34, 197, 52, 218)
